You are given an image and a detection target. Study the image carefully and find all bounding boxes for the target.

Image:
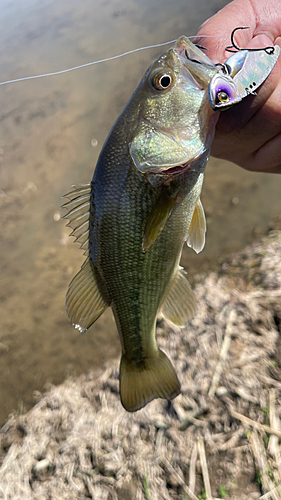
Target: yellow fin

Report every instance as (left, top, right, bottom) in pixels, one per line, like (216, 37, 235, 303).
(120, 349, 180, 412)
(186, 198, 206, 254)
(161, 268, 197, 327)
(66, 258, 109, 333)
(143, 191, 176, 252)
(62, 183, 91, 256)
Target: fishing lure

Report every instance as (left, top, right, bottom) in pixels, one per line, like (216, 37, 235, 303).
(208, 27, 280, 110)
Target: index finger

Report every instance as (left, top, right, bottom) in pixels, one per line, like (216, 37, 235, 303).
(194, 0, 280, 62)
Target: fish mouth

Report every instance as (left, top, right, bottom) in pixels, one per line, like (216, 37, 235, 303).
(148, 152, 207, 179)
(146, 157, 203, 187)
(160, 161, 192, 176)
(146, 162, 190, 182)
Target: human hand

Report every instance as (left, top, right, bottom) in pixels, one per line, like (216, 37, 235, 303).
(195, 0, 281, 173)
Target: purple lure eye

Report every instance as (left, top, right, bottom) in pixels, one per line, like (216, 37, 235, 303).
(216, 89, 230, 103)
(208, 73, 242, 110)
(215, 86, 232, 96)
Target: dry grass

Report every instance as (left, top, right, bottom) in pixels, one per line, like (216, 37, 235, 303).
(1, 231, 281, 500)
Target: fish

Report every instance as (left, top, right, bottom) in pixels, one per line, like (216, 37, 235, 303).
(62, 35, 280, 412)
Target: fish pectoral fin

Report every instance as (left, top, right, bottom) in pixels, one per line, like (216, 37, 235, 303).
(161, 268, 197, 327)
(120, 349, 180, 412)
(186, 198, 206, 254)
(143, 190, 176, 252)
(66, 258, 109, 333)
(61, 182, 92, 257)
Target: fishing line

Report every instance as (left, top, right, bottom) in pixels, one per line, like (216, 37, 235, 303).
(0, 35, 223, 87)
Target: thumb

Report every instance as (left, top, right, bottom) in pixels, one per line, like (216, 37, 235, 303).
(194, 0, 256, 63)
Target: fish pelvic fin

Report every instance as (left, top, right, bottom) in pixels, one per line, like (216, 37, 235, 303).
(66, 258, 109, 333)
(161, 268, 197, 327)
(186, 198, 206, 254)
(143, 190, 177, 252)
(120, 349, 180, 412)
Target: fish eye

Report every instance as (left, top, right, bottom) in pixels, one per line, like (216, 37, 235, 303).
(152, 72, 173, 91)
(217, 90, 230, 103)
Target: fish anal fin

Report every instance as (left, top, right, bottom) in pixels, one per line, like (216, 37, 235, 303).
(66, 258, 109, 333)
(186, 198, 206, 254)
(120, 349, 180, 412)
(143, 190, 176, 253)
(161, 268, 197, 327)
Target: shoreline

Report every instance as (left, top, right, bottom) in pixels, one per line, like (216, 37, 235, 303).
(1, 231, 281, 499)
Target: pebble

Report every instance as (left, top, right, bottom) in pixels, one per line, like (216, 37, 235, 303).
(216, 386, 228, 396)
(48, 247, 57, 256)
(216, 468, 224, 476)
(231, 197, 239, 205)
(103, 460, 120, 476)
(91, 138, 98, 147)
(167, 471, 181, 487)
(23, 181, 38, 194)
(33, 458, 50, 473)
(53, 211, 61, 222)
(0, 342, 9, 353)
(152, 414, 168, 430)
(0, 190, 10, 201)
(32, 458, 54, 479)
(252, 226, 262, 237)
(59, 234, 69, 246)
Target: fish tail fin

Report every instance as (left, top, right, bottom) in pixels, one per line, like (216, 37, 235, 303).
(120, 349, 180, 412)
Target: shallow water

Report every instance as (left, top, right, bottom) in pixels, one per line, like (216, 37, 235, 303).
(0, 0, 280, 426)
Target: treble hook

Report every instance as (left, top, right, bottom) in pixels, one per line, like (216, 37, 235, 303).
(215, 62, 229, 74)
(225, 26, 275, 55)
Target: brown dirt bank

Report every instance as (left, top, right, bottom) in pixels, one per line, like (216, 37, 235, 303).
(1, 231, 281, 500)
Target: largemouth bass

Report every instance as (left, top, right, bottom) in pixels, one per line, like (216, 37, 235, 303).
(62, 35, 280, 412)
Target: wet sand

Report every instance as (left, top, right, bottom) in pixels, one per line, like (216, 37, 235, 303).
(0, 0, 280, 426)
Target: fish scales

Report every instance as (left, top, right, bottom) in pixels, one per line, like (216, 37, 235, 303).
(93, 133, 203, 361)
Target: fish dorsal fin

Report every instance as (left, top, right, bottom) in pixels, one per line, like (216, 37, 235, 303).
(143, 190, 177, 252)
(186, 198, 206, 254)
(161, 268, 197, 327)
(61, 183, 91, 257)
(66, 258, 109, 333)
